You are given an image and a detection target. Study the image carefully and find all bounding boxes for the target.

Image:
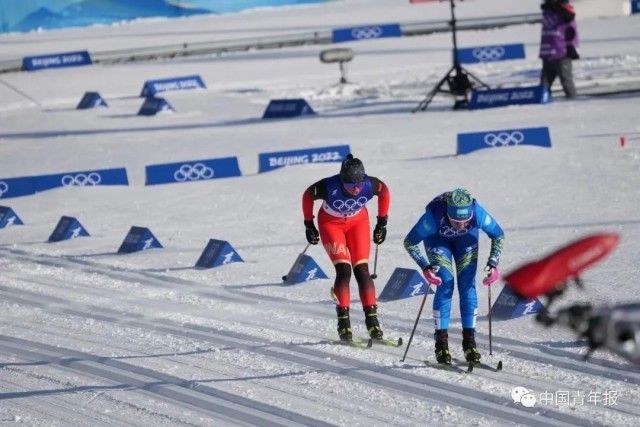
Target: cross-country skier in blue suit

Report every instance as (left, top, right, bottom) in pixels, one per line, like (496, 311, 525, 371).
(403, 188, 504, 364)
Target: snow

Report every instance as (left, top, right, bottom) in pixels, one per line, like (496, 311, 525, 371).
(1, 0, 640, 425)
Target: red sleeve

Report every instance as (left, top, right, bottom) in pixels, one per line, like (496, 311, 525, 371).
(371, 177, 390, 218)
(302, 180, 326, 221)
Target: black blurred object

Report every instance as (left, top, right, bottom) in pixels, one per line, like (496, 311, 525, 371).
(304, 220, 320, 245)
(566, 45, 580, 59)
(413, 0, 489, 112)
(373, 216, 387, 244)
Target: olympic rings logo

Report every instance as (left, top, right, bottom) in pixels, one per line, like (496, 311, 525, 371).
(0, 181, 8, 198)
(472, 46, 505, 62)
(351, 26, 383, 40)
(332, 196, 368, 213)
(440, 224, 470, 237)
(484, 131, 525, 147)
(61, 173, 102, 187)
(174, 163, 214, 182)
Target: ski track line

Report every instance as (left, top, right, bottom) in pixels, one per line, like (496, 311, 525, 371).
(0, 288, 596, 427)
(2, 248, 638, 391)
(0, 336, 334, 427)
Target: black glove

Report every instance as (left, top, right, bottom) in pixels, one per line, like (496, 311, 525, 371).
(566, 44, 580, 60)
(304, 220, 319, 245)
(373, 216, 387, 245)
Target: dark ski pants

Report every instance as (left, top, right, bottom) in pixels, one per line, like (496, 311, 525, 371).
(541, 58, 577, 98)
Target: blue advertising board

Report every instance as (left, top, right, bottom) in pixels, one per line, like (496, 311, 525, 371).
(262, 99, 315, 119)
(378, 268, 435, 302)
(283, 255, 328, 285)
(195, 239, 243, 269)
(258, 145, 350, 173)
(332, 24, 402, 43)
(140, 75, 206, 97)
(457, 43, 526, 64)
(633, 0, 640, 14)
(145, 157, 242, 185)
(77, 92, 108, 109)
(118, 226, 163, 254)
(457, 127, 552, 155)
(0, 176, 36, 199)
(138, 97, 174, 116)
(22, 50, 92, 71)
(491, 285, 544, 320)
(48, 216, 90, 242)
(469, 86, 550, 110)
(0, 206, 24, 228)
(34, 168, 129, 192)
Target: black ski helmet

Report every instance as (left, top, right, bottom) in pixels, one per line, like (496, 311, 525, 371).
(339, 154, 365, 183)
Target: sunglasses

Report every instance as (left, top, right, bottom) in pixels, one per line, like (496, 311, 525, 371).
(343, 182, 365, 194)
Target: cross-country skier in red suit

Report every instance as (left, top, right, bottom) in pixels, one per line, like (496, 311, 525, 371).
(302, 154, 390, 342)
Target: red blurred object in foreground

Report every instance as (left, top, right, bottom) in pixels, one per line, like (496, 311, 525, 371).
(504, 233, 620, 299)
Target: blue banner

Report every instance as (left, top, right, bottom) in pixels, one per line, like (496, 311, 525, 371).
(457, 127, 551, 155)
(118, 226, 163, 254)
(48, 216, 90, 242)
(140, 75, 206, 97)
(332, 24, 402, 43)
(34, 168, 129, 192)
(77, 92, 108, 109)
(633, 0, 640, 13)
(283, 255, 328, 285)
(491, 285, 544, 320)
(22, 50, 92, 71)
(0, 176, 36, 199)
(145, 157, 242, 185)
(469, 86, 550, 110)
(195, 239, 243, 269)
(0, 206, 25, 228)
(378, 268, 435, 302)
(138, 97, 174, 116)
(262, 99, 315, 119)
(258, 145, 350, 173)
(457, 43, 526, 64)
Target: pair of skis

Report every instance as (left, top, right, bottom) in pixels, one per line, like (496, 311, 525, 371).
(329, 337, 403, 349)
(424, 359, 503, 374)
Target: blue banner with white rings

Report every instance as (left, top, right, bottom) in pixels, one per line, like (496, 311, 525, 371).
(140, 75, 207, 97)
(457, 43, 526, 64)
(469, 85, 550, 110)
(22, 50, 92, 71)
(258, 145, 350, 173)
(332, 24, 401, 43)
(0, 176, 36, 199)
(457, 127, 551, 155)
(34, 168, 129, 192)
(145, 157, 242, 185)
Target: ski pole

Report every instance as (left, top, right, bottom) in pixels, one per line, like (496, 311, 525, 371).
(401, 285, 432, 362)
(371, 244, 379, 279)
(282, 243, 311, 282)
(488, 284, 493, 355)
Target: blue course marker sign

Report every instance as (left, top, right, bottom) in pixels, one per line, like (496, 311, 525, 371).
(457, 43, 526, 64)
(34, 168, 129, 192)
(48, 216, 90, 242)
(146, 157, 242, 185)
(118, 226, 163, 254)
(378, 268, 435, 302)
(332, 24, 402, 43)
(0, 176, 36, 199)
(633, 0, 640, 14)
(259, 145, 350, 173)
(22, 50, 92, 71)
(469, 85, 551, 110)
(195, 239, 244, 269)
(457, 127, 551, 155)
(262, 99, 315, 119)
(284, 255, 328, 285)
(491, 285, 544, 320)
(138, 97, 174, 116)
(0, 206, 24, 228)
(77, 92, 108, 109)
(140, 75, 206, 97)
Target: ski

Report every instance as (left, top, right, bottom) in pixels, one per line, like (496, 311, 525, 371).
(458, 359, 503, 373)
(327, 338, 372, 349)
(423, 360, 469, 374)
(361, 337, 403, 347)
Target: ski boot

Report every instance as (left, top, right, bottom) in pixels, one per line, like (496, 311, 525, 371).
(337, 307, 353, 342)
(364, 305, 384, 340)
(434, 329, 452, 364)
(463, 328, 481, 364)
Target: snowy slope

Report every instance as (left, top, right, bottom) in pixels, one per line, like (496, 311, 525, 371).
(1, 0, 640, 425)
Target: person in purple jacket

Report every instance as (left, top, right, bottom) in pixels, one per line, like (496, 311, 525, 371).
(539, 0, 579, 98)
